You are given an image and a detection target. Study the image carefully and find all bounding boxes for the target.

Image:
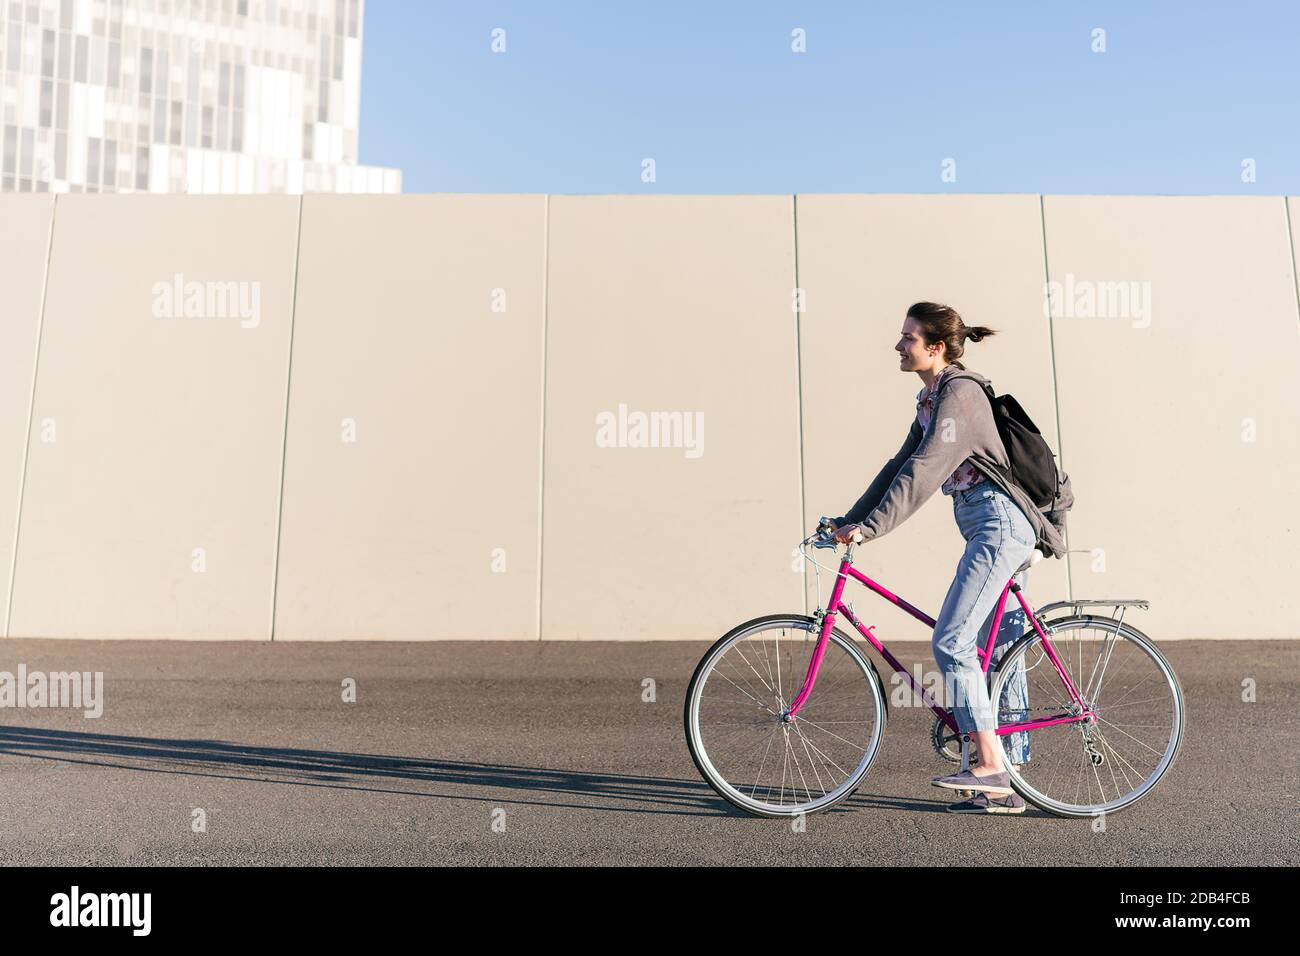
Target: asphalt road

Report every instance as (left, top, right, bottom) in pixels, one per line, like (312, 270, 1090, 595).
(0, 639, 1295, 866)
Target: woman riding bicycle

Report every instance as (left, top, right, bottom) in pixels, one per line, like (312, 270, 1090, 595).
(828, 302, 1046, 815)
(685, 309, 1182, 818)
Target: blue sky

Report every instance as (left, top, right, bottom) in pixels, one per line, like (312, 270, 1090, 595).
(358, 1, 1300, 195)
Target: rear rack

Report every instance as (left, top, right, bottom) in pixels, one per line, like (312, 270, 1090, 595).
(1035, 599, 1149, 618)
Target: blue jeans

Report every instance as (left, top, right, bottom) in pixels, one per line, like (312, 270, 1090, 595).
(931, 482, 1036, 746)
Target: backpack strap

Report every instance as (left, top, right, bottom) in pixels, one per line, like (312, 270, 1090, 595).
(934, 371, 994, 402)
(934, 371, 1010, 479)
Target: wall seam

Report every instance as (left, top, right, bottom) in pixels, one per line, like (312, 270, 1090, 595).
(792, 194, 809, 615)
(268, 195, 305, 642)
(4, 195, 58, 639)
(1285, 198, 1300, 339)
(535, 195, 550, 640)
(1038, 194, 1073, 602)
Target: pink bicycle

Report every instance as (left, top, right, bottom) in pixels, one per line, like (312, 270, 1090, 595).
(684, 518, 1185, 818)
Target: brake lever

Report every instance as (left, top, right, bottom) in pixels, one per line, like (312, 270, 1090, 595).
(811, 515, 840, 550)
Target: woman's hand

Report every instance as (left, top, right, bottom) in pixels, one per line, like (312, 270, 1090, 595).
(833, 522, 864, 545)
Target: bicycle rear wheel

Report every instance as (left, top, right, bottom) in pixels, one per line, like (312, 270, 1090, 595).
(684, 614, 886, 818)
(989, 615, 1184, 818)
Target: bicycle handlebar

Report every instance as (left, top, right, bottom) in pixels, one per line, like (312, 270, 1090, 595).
(812, 516, 863, 549)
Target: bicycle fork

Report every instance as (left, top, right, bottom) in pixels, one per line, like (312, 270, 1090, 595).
(783, 559, 853, 722)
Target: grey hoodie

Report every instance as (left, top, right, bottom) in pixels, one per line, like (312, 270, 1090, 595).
(833, 366, 1073, 559)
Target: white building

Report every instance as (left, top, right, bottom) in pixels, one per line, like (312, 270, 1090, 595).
(0, 0, 400, 194)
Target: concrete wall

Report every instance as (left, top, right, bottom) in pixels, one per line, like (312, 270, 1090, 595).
(8, 195, 298, 638)
(1045, 196, 1300, 640)
(1, 193, 1296, 640)
(0, 196, 52, 633)
(273, 195, 546, 640)
(542, 196, 802, 640)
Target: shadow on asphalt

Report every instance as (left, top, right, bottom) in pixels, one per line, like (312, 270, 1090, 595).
(0, 725, 972, 819)
(0, 724, 795, 818)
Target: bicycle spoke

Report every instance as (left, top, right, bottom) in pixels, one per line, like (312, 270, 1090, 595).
(1092, 727, 1140, 793)
(708, 667, 778, 714)
(1091, 729, 1151, 789)
(1098, 671, 1157, 711)
(795, 727, 830, 796)
(788, 729, 816, 805)
(778, 731, 790, 806)
(790, 713, 867, 752)
(716, 651, 776, 708)
(705, 714, 777, 753)
(1100, 696, 1170, 711)
(791, 723, 853, 778)
(748, 723, 781, 800)
(1094, 714, 1166, 760)
(757, 637, 778, 696)
(1042, 727, 1076, 797)
(729, 643, 777, 698)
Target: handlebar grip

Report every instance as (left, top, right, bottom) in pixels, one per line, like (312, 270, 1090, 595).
(813, 516, 863, 547)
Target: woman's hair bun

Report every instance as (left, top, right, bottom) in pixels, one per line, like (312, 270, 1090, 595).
(905, 303, 998, 360)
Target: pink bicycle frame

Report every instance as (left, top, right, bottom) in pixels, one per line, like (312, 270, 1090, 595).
(785, 552, 1093, 737)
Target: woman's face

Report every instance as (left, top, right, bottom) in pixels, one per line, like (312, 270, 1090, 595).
(896, 316, 943, 373)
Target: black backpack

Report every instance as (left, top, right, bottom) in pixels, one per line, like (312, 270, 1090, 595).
(937, 373, 1061, 510)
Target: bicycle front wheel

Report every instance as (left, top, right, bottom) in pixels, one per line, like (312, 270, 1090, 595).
(989, 615, 1185, 818)
(684, 614, 886, 818)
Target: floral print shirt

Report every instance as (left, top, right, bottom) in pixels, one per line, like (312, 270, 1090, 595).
(916, 366, 987, 495)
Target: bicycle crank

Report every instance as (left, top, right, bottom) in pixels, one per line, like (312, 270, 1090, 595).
(931, 717, 964, 763)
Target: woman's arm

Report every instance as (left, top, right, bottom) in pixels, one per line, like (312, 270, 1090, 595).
(832, 419, 924, 528)
(855, 380, 986, 541)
